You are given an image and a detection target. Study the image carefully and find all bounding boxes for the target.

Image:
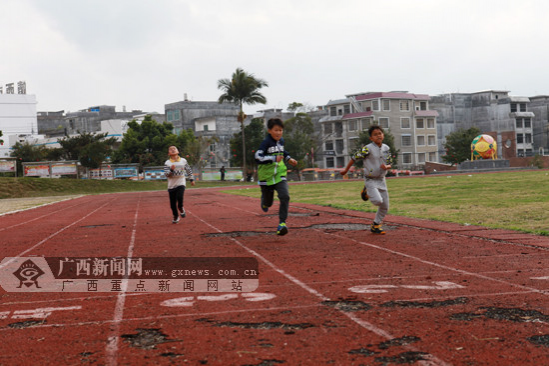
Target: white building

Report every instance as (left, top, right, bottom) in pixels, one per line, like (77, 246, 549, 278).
(0, 93, 38, 157)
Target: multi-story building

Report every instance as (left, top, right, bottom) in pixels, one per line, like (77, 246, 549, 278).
(37, 105, 150, 137)
(0, 92, 38, 158)
(430, 91, 535, 158)
(318, 92, 439, 169)
(164, 100, 240, 168)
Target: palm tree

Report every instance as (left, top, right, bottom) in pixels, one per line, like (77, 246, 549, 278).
(218, 68, 268, 179)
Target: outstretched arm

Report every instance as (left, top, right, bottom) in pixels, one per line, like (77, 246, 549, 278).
(340, 158, 355, 176)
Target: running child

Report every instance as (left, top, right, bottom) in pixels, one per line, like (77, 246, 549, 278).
(255, 118, 298, 235)
(340, 125, 393, 234)
(164, 145, 195, 223)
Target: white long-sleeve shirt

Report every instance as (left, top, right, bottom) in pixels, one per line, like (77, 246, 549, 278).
(164, 157, 194, 189)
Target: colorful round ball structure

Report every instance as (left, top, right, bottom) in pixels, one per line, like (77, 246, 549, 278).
(471, 134, 497, 160)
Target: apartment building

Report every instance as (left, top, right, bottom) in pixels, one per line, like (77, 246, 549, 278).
(318, 92, 439, 169)
(430, 91, 535, 158)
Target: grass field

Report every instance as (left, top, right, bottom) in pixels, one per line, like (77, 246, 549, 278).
(2, 171, 548, 235)
(0, 177, 253, 199)
(225, 170, 549, 235)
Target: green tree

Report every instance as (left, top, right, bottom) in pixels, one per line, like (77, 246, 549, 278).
(218, 68, 268, 176)
(229, 118, 266, 177)
(283, 113, 316, 178)
(112, 115, 176, 169)
(58, 132, 117, 169)
(0, 130, 3, 146)
(10, 141, 50, 176)
(442, 127, 481, 165)
(353, 127, 400, 169)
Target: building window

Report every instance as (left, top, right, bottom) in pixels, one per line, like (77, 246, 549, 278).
(401, 135, 412, 147)
(429, 152, 436, 161)
(516, 119, 523, 128)
(417, 153, 425, 164)
(372, 100, 380, 111)
(382, 99, 390, 111)
(525, 134, 532, 143)
(379, 117, 389, 129)
(416, 118, 424, 129)
(401, 118, 411, 129)
(417, 135, 425, 146)
(324, 123, 333, 134)
(348, 120, 357, 131)
(326, 157, 335, 168)
(325, 141, 334, 151)
(524, 118, 532, 128)
(419, 101, 427, 110)
(520, 103, 527, 112)
(344, 104, 351, 114)
(335, 122, 343, 137)
(517, 134, 524, 143)
(337, 157, 345, 168)
(428, 135, 436, 146)
(427, 119, 435, 128)
(402, 153, 412, 164)
(399, 100, 410, 111)
(361, 118, 370, 130)
(330, 106, 336, 116)
(336, 140, 344, 154)
(511, 103, 517, 113)
(203, 125, 209, 131)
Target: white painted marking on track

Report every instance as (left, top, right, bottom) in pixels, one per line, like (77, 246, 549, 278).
(531, 276, 549, 280)
(197, 294, 239, 301)
(160, 293, 276, 307)
(11, 306, 82, 319)
(0, 200, 113, 271)
(105, 196, 141, 366)
(349, 281, 464, 294)
(191, 210, 452, 366)
(0, 311, 9, 319)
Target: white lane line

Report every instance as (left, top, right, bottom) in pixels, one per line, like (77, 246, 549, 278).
(0, 196, 84, 219)
(0, 201, 82, 232)
(325, 230, 549, 297)
(105, 195, 141, 366)
(0, 304, 322, 331)
(190, 209, 452, 366)
(0, 200, 113, 271)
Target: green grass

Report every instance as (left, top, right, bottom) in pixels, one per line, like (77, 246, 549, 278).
(224, 171, 549, 236)
(0, 177, 254, 199)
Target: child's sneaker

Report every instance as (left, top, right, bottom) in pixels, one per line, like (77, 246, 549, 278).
(370, 222, 385, 234)
(361, 186, 369, 201)
(277, 223, 288, 236)
(180, 208, 186, 218)
(172, 216, 180, 224)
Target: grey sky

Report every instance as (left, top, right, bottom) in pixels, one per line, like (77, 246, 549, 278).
(2, 0, 548, 116)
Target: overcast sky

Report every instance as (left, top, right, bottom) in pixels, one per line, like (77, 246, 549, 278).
(2, 0, 549, 116)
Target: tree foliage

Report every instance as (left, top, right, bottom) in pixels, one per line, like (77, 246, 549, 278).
(442, 127, 481, 165)
(218, 68, 268, 175)
(0, 130, 3, 146)
(229, 118, 266, 172)
(283, 113, 316, 172)
(112, 115, 176, 169)
(10, 141, 51, 176)
(57, 131, 118, 169)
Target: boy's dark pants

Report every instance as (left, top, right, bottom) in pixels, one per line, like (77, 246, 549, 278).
(168, 185, 185, 218)
(261, 180, 290, 224)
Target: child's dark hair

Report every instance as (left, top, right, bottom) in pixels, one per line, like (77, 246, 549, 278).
(267, 118, 284, 130)
(368, 125, 384, 136)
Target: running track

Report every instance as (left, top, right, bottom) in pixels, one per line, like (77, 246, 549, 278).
(0, 186, 548, 365)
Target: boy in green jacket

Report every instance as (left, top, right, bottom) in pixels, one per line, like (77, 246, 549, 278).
(255, 118, 298, 235)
